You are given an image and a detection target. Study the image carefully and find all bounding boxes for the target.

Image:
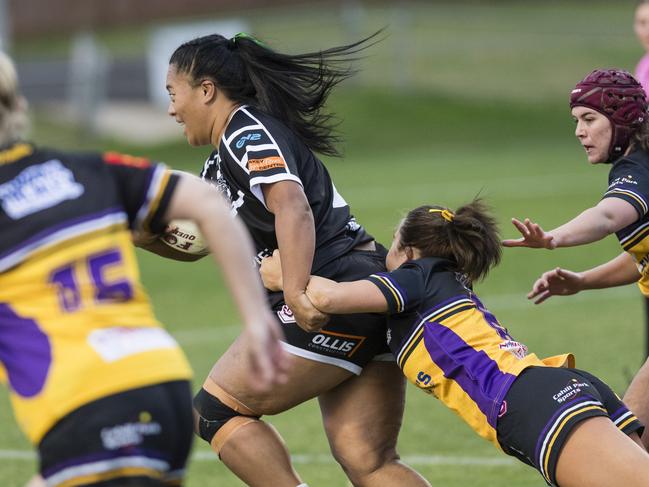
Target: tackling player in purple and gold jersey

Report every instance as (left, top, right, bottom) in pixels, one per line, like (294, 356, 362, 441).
(261, 199, 649, 487)
(367, 261, 572, 447)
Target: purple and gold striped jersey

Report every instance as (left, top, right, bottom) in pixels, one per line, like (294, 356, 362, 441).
(366, 257, 573, 448)
(0, 143, 192, 444)
(604, 150, 649, 295)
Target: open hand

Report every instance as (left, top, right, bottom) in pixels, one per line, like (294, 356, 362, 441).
(502, 218, 556, 249)
(527, 267, 584, 304)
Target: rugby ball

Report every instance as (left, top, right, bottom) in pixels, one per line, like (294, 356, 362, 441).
(160, 219, 210, 255)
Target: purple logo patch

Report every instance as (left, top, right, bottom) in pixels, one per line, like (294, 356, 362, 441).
(0, 303, 52, 397)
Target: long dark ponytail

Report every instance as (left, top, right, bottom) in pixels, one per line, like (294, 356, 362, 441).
(399, 199, 502, 283)
(169, 31, 381, 157)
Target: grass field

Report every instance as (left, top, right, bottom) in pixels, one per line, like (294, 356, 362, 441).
(2, 1, 648, 486)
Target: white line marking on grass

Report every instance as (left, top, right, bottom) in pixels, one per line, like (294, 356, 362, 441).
(0, 449, 516, 466)
(0, 449, 35, 459)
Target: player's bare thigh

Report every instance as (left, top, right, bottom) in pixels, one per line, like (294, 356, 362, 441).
(208, 333, 353, 414)
(319, 361, 406, 454)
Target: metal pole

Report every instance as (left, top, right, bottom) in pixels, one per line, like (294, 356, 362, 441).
(68, 31, 108, 135)
(0, 0, 10, 52)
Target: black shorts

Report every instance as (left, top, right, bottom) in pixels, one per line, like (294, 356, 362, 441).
(38, 380, 194, 487)
(496, 367, 643, 486)
(270, 245, 392, 374)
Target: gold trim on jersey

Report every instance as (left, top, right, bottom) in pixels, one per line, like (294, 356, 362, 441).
(0, 142, 33, 166)
(620, 219, 649, 251)
(369, 274, 405, 312)
(605, 188, 648, 215)
(137, 167, 171, 233)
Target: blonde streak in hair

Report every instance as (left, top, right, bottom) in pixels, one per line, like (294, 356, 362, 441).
(0, 51, 19, 103)
(0, 52, 28, 144)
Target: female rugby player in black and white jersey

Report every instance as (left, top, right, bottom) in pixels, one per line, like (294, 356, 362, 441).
(162, 33, 429, 487)
(503, 68, 649, 449)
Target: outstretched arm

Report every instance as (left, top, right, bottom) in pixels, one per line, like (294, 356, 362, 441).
(133, 170, 207, 262)
(503, 198, 638, 249)
(166, 175, 289, 389)
(527, 252, 640, 304)
(305, 276, 389, 315)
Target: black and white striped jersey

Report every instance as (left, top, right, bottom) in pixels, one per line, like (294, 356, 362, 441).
(200, 105, 372, 271)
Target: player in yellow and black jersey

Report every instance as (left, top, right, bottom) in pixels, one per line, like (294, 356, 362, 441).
(503, 69, 649, 451)
(0, 52, 286, 487)
(261, 199, 649, 487)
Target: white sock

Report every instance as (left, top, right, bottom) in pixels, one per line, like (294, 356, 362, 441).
(296, 484, 309, 487)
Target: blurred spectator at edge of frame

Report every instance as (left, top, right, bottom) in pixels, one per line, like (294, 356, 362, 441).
(635, 0, 649, 94)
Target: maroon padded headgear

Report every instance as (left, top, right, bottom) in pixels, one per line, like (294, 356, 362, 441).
(570, 69, 648, 162)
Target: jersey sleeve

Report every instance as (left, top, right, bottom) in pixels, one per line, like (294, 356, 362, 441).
(603, 159, 649, 217)
(222, 112, 302, 207)
(364, 262, 424, 314)
(102, 152, 180, 233)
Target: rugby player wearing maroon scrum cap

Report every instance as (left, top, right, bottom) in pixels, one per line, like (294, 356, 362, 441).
(503, 68, 649, 448)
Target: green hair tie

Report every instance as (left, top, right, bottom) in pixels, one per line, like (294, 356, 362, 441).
(232, 32, 266, 47)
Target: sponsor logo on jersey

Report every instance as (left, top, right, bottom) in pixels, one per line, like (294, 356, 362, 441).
(235, 133, 262, 149)
(277, 304, 296, 324)
(455, 272, 472, 290)
(345, 217, 361, 232)
(256, 248, 273, 265)
(201, 153, 244, 217)
(248, 156, 286, 172)
(307, 330, 365, 358)
(101, 417, 162, 450)
(0, 159, 84, 219)
(552, 378, 591, 404)
(103, 152, 151, 168)
(416, 371, 431, 386)
(415, 371, 435, 394)
(609, 174, 638, 187)
(498, 339, 528, 359)
(498, 400, 508, 417)
(88, 327, 178, 362)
